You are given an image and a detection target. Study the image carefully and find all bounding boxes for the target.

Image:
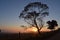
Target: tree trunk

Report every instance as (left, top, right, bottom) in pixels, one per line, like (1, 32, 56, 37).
(39, 19, 43, 30)
(34, 19, 40, 34)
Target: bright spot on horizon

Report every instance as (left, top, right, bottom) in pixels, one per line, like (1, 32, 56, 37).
(31, 27, 38, 32)
(25, 27, 38, 33)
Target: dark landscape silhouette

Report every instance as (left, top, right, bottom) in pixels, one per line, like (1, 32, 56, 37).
(0, 28, 60, 40)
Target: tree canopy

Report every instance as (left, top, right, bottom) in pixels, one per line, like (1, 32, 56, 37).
(47, 20, 58, 29)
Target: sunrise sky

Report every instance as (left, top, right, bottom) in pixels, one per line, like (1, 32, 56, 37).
(0, 0, 60, 33)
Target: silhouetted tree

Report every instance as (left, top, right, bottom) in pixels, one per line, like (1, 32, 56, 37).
(52, 20, 58, 27)
(47, 20, 58, 29)
(19, 2, 49, 34)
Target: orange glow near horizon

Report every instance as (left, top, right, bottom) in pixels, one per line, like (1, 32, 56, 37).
(32, 27, 38, 32)
(0, 26, 59, 33)
(24, 27, 52, 33)
(25, 27, 38, 33)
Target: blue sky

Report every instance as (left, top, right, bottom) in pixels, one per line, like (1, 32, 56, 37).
(0, 0, 60, 31)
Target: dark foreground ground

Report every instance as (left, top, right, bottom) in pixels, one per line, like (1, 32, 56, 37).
(0, 28, 60, 40)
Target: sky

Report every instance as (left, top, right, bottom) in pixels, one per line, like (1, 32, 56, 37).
(0, 0, 60, 33)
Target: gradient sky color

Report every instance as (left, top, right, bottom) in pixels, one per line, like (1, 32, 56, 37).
(0, 0, 60, 32)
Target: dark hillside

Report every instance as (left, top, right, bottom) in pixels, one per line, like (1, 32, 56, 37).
(0, 28, 60, 40)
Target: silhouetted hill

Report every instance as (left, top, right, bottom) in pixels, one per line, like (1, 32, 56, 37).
(46, 28, 60, 40)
